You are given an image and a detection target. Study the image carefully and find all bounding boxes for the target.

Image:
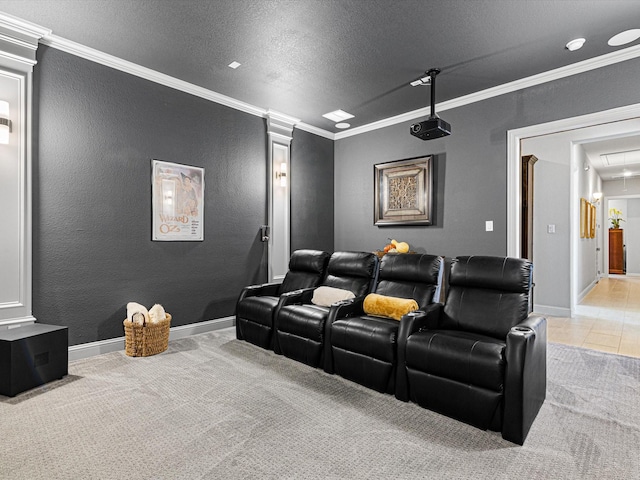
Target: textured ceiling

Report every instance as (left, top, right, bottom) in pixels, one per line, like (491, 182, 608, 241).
(1, 0, 640, 137)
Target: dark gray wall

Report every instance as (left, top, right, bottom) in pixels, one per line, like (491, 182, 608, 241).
(335, 57, 640, 257)
(32, 46, 333, 346)
(291, 129, 334, 253)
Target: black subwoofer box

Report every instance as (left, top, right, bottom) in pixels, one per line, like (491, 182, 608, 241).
(0, 324, 68, 397)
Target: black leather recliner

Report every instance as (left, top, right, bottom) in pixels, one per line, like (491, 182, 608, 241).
(235, 249, 330, 350)
(396, 255, 546, 445)
(324, 253, 444, 395)
(275, 251, 378, 368)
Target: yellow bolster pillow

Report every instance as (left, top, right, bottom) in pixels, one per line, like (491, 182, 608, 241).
(363, 293, 419, 321)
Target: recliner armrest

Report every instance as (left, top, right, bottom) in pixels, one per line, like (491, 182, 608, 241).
(403, 302, 443, 335)
(503, 314, 547, 445)
(236, 282, 281, 306)
(395, 303, 444, 401)
(278, 286, 317, 305)
(332, 295, 365, 315)
(276, 288, 318, 312)
(270, 287, 318, 354)
(323, 296, 367, 374)
(235, 283, 283, 340)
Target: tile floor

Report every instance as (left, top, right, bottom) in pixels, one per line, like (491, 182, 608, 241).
(545, 275, 640, 358)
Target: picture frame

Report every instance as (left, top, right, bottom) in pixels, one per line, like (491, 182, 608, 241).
(151, 159, 205, 241)
(580, 198, 587, 238)
(590, 203, 596, 238)
(585, 200, 592, 239)
(374, 156, 433, 226)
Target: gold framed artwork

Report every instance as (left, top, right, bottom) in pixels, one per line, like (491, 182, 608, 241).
(374, 156, 433, 226)
(580, 198, 596, 239)
(580, 198, 587, 238)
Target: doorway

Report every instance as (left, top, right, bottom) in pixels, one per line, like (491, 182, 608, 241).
(507, 104, 640, 357)
(604, 196, 640, 276)
(507, 103, 640, 315)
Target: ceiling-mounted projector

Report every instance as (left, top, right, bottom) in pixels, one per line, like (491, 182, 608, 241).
(410, 68, 451, 140)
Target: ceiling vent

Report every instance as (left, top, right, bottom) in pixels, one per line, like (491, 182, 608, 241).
(600, 149, 640, 167)
(409, 68, 451, 141)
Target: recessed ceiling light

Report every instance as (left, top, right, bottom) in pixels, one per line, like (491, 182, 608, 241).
(335, 122, 351, 129)
(228, 61, 241, 69)
(565, 38, 586, 51)
(322, 109, 354, 122)
(608, 29, 640, 47)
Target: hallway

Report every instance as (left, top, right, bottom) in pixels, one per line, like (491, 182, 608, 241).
(547, 276, 640, 358)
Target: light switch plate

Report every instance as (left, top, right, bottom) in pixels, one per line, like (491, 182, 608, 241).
(485, 221, 493, 232)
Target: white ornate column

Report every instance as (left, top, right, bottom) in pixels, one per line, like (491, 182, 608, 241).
(0, 14, 50, 328)
(265, 110, 298, 282)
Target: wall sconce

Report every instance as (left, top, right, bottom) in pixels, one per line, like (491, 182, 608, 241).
(275, 162, 287, 187)
(592, 191, 603, 204)
(0, 101, 10, 145)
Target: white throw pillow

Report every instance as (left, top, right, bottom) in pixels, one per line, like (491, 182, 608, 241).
(311, 286, 355, 307)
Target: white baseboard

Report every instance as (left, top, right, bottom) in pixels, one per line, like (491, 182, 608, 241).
(533, 305, 571, 317)
(0, 316, 36, 330)
(68, 316, 235, 362)
(578, 278, 599, 303)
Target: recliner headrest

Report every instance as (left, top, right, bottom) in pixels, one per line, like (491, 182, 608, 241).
(379, 254, 443, 284)
(289, 249, 330, 274)
(449, 256, 532, 293)
(327, 251, 378, 278)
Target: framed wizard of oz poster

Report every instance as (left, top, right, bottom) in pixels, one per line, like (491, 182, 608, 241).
(151, 159, 204, 241)
(374, 156, 433, 226)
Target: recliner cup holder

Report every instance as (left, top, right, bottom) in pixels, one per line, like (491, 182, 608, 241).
(512, 326, 532, 333)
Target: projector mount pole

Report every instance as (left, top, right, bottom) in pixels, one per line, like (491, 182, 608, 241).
(427, 68, 441, 119)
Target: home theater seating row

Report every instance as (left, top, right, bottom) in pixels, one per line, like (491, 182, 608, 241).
(235, 249, 547, 445)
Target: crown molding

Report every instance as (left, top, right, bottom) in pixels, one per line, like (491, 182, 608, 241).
(0, 12, 51, 41)
(39, 34, 338, 139)
(294, 121, 335, 140)
(266, 109, 300, 128)
(8, 12, 639, 142)
(41, 34, 268, 119)
(266, 109, 299, 143)
(335, 43, 640, 140)
(0, 13, 50, 71)
(0, 50, 37, 68)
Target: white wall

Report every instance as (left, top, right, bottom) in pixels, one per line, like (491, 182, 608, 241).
(0, 72, 22, 310)
(628, 199, 640, 274)
(602, 174, 640, 275)
(0, 30, 41, 327)
(576, 144, 602, 296)
(521, 134, 571, 313)
(603, 177, 640, 197)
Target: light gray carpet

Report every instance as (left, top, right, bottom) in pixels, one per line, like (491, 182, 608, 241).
(2, 327, 639, 479)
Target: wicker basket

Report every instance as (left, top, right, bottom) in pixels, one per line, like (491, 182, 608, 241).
(123, 314, 171, 357)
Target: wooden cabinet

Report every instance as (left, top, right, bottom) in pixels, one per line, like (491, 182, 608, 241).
(609, 228, 624, 274)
